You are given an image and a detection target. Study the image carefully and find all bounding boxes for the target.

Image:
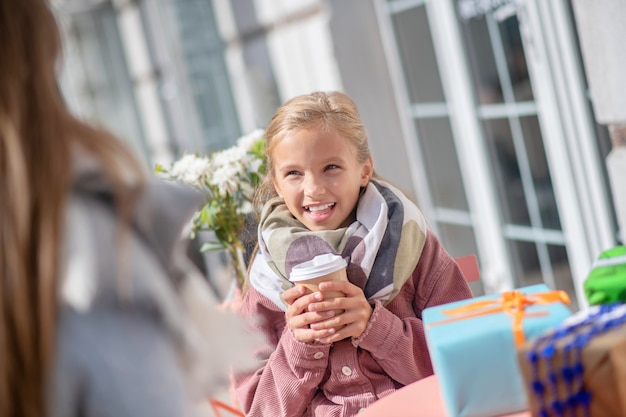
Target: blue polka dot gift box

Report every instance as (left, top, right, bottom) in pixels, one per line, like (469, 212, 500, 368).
(517, 303, 626, 417)
(423, 284, 572, 417)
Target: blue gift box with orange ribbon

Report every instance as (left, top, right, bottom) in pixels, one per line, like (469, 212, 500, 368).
(423, 284, 572, 417)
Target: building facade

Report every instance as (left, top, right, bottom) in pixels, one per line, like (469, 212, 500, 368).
(55, 0, 620, 309)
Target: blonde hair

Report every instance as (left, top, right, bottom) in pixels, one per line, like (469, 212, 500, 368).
(0, 1, 145, 415)
(255, 91, 372, 206)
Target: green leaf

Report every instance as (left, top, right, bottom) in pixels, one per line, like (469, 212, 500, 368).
(251, 138, 266, 156)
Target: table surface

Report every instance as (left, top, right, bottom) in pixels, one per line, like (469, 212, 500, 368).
(359, 375, 531, 417)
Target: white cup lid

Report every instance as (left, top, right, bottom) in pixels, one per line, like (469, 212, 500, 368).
(289, 253, 347, 281)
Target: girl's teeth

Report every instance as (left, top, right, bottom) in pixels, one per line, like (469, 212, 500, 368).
(308, 203, 333, 212)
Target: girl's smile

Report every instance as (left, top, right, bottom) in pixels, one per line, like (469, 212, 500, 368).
(304, 202, 336, 223)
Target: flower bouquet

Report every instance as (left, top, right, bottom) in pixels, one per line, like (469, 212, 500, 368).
(156, 129, 266, 287)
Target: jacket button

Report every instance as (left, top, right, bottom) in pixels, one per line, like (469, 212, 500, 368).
(313, 351, 325, 359)
(341, 366, 352, 376)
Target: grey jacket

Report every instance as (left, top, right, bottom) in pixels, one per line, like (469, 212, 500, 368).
(49, 157, 255, 417)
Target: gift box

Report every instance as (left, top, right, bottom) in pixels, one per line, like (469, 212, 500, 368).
(517, 304, 626, 417)
(423, 284, 572, 417)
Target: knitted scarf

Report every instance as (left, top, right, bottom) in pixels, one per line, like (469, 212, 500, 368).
(251, 180, 428, 310)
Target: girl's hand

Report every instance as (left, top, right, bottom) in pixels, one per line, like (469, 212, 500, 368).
(282, 285, 339, 344)
(306, 280, 373, 344)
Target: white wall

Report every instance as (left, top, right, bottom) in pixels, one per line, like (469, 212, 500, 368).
(572, 0, 626, 242)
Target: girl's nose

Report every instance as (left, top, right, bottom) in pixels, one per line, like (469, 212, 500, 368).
(304, 175, 325, 198)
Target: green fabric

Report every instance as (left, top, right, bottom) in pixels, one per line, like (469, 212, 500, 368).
(584, 245, 626, 305)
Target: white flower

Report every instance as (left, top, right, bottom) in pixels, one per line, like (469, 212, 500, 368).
(210, 163, 241, 197)
(247, 158, 264, 176)
(169, 154, 212, 188)
(157, 129, 266, 268)
(238, 200, 254, 215)
(213, 146, 248, 168)
(237, 128, 265, 151)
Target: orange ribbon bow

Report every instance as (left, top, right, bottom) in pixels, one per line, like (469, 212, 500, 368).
(432, 290, 570, 347)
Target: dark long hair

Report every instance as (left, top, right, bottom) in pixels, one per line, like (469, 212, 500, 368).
(0, 1, 145, 415)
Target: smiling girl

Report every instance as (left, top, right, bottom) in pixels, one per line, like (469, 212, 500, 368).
(234, 91, 472, 417)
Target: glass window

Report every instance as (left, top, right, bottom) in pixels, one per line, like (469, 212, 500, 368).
(549, 244, 577, 311)
(231, 1, 281, 127)
(438, 223, 482, 295)
(169, 0, 240, 150)
(482, 118, 531, 226)
(58, 3, 148, 164)
(508, 240, 542, 288)
(391, 5, 445, 103)
(415, 117, 469, 211)
(388, 0, 585, 300)
(437, 223, 479, 259)
(498, 15, 533, 102)
(508, 240, 575, 308)
(520, 116, 560, 229)
(458, 11, 533, 105)
(457, 13, 502, 104)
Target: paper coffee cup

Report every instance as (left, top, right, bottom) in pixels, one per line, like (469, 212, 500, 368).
(290, 253, 347, 300)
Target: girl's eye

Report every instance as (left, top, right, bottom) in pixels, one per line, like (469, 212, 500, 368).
(286, 170, 301, 176)
(325, 164, 339, 171)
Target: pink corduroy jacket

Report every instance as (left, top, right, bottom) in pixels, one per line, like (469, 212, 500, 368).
(234, 231, 473, 417)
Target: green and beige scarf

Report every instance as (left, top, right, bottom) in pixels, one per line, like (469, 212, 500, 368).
(250, 180, 428, 310)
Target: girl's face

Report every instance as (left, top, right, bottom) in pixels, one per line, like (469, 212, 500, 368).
(271, 127, 373, 231)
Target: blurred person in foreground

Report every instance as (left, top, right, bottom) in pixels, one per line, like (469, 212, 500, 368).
(0, 1, 258, 416)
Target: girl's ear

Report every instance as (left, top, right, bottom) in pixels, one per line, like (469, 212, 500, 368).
(360, 156, 374, 187)
(272, 178, 283, 198)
